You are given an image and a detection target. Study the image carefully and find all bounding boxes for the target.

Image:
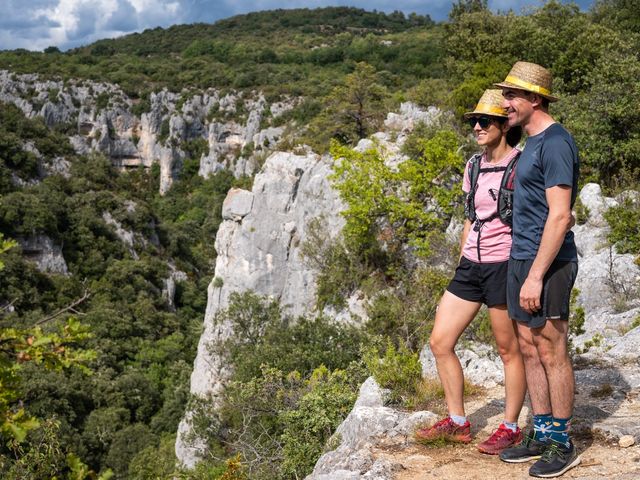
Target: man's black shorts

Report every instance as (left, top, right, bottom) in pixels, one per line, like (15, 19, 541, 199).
(507, 258, 578, 328)
(446, 256, 508, 307)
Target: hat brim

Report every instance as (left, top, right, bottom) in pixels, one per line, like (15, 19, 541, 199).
(494, 81, 559, 102)
(463, 108, 508, 119)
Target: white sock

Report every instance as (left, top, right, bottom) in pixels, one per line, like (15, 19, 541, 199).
(502, 420, 518, 432)
(449, 414, 467, 426)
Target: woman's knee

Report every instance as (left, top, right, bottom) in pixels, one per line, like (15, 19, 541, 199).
(429, 335, 455, 358)
(496, 340, 522, 364)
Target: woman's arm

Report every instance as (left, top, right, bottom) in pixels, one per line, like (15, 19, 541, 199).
(459, 219, 472, 261)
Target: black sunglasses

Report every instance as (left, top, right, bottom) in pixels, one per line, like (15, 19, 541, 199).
(468, 115, 503, 129)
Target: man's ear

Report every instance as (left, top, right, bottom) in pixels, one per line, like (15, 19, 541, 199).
(530, 93, 544, 108)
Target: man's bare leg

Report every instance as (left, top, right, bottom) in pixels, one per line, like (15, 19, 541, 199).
(517, 322, 552, 415)
(531, 319, 574, 418)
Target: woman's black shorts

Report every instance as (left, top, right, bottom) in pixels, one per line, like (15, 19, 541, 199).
(446, 256, 508, 307)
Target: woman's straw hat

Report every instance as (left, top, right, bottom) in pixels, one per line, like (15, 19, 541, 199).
(464, 89, 508, 118)
(494, 61, 559, 102)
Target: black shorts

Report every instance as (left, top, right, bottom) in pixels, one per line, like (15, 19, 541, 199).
(446, 256, 508, 307)
(507, 258, 578, 328)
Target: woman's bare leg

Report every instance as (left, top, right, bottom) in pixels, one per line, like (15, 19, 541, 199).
(430, 291, 482, 416)
(489, 305, 526, 423)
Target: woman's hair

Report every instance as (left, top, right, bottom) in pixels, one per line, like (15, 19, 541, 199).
(505, 125, 522, 147)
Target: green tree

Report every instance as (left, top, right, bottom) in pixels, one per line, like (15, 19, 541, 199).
(313, 62, 390, 146)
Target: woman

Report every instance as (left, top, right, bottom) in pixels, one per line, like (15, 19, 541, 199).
(415, 89, 526, 454)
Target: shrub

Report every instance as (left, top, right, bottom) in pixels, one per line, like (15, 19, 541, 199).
(604, 197, 640, 255)
(300, 218, 373, 310)
(214, 291, 365, 381)
(365, 266, 451, 351)
(362, 339, 422, 406)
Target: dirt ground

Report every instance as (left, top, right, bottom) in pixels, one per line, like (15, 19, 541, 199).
(378, 383, 640, 480)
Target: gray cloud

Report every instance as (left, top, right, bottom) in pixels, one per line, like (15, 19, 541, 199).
(1, 1, 595, 52)
(103, 0, 139, 33)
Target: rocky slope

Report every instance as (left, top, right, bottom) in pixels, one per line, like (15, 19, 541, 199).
(174, 103, 445, 467)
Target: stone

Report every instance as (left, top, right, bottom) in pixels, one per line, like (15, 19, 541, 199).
(619, 435, 635, 448)
(579, 183, 618, 227)
(221, 188, 254, 221)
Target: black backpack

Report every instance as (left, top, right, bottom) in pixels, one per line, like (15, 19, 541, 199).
(464, 151, 519, 227)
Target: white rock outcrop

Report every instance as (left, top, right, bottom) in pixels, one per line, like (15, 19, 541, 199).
(306, 377, 436, 480)
(572, 184, 640, 361)
(175, 150, 346, 467)
(17, 235, 69, 275)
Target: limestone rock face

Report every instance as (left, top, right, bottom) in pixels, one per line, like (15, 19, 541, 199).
(17, 235, 68, 275)
(0, 70, 294, 194)
(175, 150, 346, 467)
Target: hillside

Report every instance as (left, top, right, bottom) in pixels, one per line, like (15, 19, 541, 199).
(1, 2, 640, 480)
(0, 7, 442, 98)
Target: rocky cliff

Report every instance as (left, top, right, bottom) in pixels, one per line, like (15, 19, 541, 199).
(0, 70, 291, 194)
(174, 149, 346, 467)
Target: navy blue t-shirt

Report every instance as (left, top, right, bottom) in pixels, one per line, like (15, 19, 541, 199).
(511, 123, 579, 261)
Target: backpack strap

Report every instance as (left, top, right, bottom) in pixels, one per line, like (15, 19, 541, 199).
(464, 153, 483, 222)
(497, 151, 520, 226)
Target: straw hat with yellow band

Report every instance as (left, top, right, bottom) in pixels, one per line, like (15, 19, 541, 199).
(464, 89, 508, 119)
(494, 61, 559, 103)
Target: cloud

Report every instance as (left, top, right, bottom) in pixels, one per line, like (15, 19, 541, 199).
(0, 1, 595, 52)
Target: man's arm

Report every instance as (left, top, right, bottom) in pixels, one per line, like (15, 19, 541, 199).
(519, 185, 573, 313)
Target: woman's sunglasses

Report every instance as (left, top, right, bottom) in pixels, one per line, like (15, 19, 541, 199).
(468, 115, 502, 129)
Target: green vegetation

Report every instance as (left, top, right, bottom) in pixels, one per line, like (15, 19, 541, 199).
(363, 340, 422, 406)
(188, 292, 367, 479)
(604, 197, 640, 256)
(0, 104, 234, 477)
(1, 2, 640, 477)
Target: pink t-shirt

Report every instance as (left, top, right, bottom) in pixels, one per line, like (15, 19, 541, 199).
(461, 148, 520, 263)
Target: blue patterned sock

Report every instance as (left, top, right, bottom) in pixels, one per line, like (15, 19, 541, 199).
(533, 413, 553, 442)
(549, 417, 571, 448)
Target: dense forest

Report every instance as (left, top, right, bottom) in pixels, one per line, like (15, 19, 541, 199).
(1, 1, 639, 479)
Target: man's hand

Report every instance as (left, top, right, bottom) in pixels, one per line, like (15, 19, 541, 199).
(520, 276, 543, 313)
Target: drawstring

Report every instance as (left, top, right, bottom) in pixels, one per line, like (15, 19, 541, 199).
(473, 213, 499, 262)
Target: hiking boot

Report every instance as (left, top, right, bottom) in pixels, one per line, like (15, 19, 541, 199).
(477, 424, 523, 455)
(499, 431, 549, 463)
(415, 417, 472, 444)
(529, 440, 581, 478)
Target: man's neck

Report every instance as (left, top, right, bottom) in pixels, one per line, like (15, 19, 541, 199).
(524, 110, 555, 136)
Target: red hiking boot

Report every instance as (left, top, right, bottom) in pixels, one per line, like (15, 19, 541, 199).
(477, 423, 523, 455)
(415, 417, 472, 444)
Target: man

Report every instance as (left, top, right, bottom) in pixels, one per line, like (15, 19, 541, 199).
(494, 62, 580, 478)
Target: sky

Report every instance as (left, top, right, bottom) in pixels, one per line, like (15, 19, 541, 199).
(0, 0, 595, 52)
